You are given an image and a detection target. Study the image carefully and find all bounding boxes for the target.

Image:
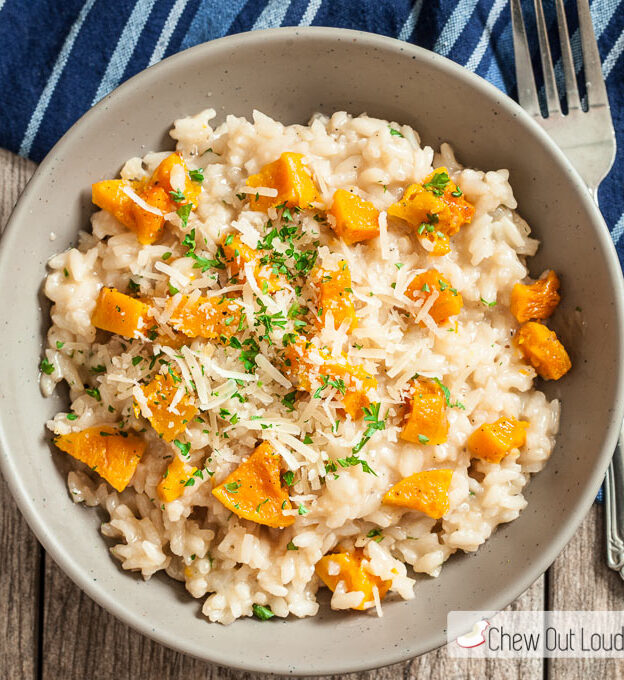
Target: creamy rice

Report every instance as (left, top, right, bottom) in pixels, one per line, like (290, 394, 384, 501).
(41, 109, 559, 624)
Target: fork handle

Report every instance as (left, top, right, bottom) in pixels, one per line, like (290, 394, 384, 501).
(605, 434, 624, 579)
(590, 188, 624, 579)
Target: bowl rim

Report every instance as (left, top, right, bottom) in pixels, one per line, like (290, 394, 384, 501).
(2, 25, 624, 674)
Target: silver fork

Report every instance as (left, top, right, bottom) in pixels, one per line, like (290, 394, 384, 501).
(510, 0, 622, 577)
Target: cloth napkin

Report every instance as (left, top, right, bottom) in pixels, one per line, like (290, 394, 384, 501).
(0, 1, 622, 261)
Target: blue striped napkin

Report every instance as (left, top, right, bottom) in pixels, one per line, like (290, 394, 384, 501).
(0, 1, 622, 262)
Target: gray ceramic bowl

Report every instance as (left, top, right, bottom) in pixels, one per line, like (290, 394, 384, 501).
(1, 27, 623, 675)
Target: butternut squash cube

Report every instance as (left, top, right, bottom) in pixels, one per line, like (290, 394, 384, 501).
(315, 549, 391, 610)
(150, 152, 201, 207)
(139, 372, 198, 442)
(168, 294, 243, 340)
(221, 234, 281, 292)
(405, 269, 463, 325)
(157, 456, 198, 503)
(511, 270, 561, 323)
(92, 152, 200, 245)
(467, 416, 529, 463)
(246, 152, 319, 212)
(92, 287, 149, 338)
(342, 390, 370, 421)
(55, 425, 146, 492)
(212, 442, 294, 528)
(400, 377, 449, 445)
(312, 261, 357, 331)
(382, 469, 453, 519)
(327, 189, 380, 245)
(91, 179, 137, 228)
(388, 168, 474, 255)
(514, 321, 571, 380)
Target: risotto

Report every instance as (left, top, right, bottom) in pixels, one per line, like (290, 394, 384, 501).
(40, 109, 571, 623)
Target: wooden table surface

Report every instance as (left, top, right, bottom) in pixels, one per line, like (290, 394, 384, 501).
(1, 148, 623, 680)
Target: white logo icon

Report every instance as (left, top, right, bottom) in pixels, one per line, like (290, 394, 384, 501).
(456, 619, 490, 648)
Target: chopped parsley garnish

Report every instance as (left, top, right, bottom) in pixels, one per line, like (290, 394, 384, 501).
(131, 356, 143, 366)
(451, 187, 463, 197)
(313, 374, 346, 398)
(66, 413, 78, 421)
(56, 341, 65, 349)
(352, 402, 385, 454)
(169, 189, 185, 203)
(337, 455, 376, 476)
(173, 440, 191, 457)
(418, 434, 429, 444)
(286, 541, 298, 551)
(389, 127, 404, 137)
(85, 387, 101, 401)
(91, 365, 106, 374)
(424, 171, 450, 196)
(281, 391, 297, 411)
(224, 481, 241, 493)
(255, 498, 270, 513)
(188, 168, 204, 182)
(162, 251, 172, 260)
(421, 283, 430, 293)
(282, 470, 295, 486)
(480, 297, 497, 307)
(176, 203, 193, 227)
(252, 604, 275, 621)
(127, 278, 140, 293)
(297, 504, 309, 515)
(302, 435, 313, 445)
(40, 358, 54, 374)
(366, 528, 384, 542)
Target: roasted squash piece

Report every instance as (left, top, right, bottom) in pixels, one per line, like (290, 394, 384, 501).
(150, 152, 201, 207)
(514, 321, 571, 380)
(342, 391, 370, 421)
(92, 152, 200, 245)
(405, 269, 463, 325)
(401, 376, 449, 445)
(221, 234, 281, 292)
(388, 168, 474, 255)
(467, 416, 529, 463)
(157, 456, 198, 503)
(92, 287, 149, 338)
(315, 549, 391, 610)
(327, 189, 380, 245)
(312, 261, 357, 331)
(382, 469, 453, 519)
(91, 179, 137, 227)
(246, 152, 319, 212)
(139, 372, 198, 442)
(55, 425, 146, 492)
(168, 294, 243, 340)
(284, 336, 376, 420)
(511, 270, 561, 323)
(212, 442, 294, 528)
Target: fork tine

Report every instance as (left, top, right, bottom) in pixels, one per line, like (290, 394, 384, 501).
(510, 0, 541, 116)
(554, 0, 582, 111)
(577, 0, 609, 108)
(534, 0, 561, 115)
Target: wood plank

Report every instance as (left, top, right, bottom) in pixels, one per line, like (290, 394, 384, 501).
(548, 504, 624, 678)
(42, 552, 544, 679)
(0, 149, 39, 680)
